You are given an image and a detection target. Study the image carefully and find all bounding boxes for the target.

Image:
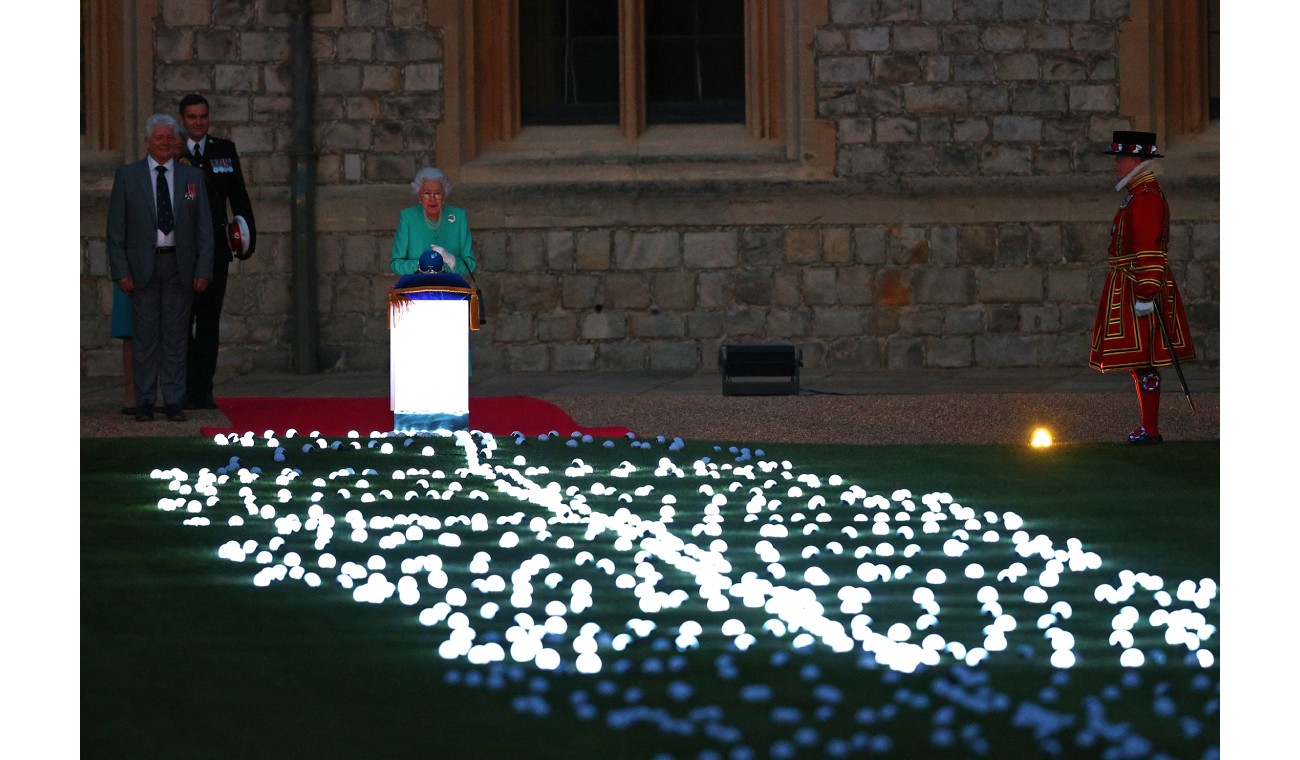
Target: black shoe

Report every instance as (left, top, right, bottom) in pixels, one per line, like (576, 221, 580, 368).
(185, 395, 218, 410)
(135, 404, 155, 422)
(120, 406, 137, 416)
(165, 404, 188, 422)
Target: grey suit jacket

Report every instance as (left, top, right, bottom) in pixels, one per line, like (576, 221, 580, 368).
(106, 159, 214, 287)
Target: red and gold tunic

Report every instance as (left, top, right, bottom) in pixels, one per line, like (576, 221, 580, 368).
(1088, 171, 1196, 371)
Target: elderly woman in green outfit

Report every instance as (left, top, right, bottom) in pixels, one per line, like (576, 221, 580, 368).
(390, 167, 477, 276)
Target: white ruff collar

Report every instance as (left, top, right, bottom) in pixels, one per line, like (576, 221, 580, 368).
(1115, 160, 1156, 193)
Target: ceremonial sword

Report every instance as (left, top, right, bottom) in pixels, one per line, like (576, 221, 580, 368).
(1152, 295, 1196, 413)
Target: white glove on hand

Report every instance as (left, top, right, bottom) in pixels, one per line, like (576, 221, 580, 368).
(1134, 300, 1155, 317)
(430, 245, 455, 271)
(441, 251, 457, 271)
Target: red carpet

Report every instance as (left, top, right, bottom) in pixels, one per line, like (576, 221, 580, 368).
(200, 396, 631, 439)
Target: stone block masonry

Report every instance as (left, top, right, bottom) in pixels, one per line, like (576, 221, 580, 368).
(816, 0, 1135, 181)
(80, 183, 1219, 377)
(80, 0, 1218, 378)
(467, 230, 1215, 375)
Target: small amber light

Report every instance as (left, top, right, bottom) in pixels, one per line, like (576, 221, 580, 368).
(1030, 428, 1053, 448)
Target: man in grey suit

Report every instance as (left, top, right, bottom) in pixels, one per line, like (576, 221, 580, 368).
(107, 114, 214, 422)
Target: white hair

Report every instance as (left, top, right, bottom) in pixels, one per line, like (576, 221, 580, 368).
(410, 167, 452, 197)
(145, 113, 182, 138)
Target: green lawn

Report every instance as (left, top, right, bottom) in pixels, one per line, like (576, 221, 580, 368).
(82, 434, 1218, 759)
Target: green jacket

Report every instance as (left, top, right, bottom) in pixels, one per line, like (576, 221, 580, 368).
(390, 204, 476, 276)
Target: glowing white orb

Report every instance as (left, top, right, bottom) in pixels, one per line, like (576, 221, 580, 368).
(1046, 630, 1074, 653)
(534, 648, 561, 670)
(1024, 586, 1049, 604)
(992, 614, 1017, 633)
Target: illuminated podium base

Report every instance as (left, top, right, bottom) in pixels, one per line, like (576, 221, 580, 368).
(389, 277, 479, 433)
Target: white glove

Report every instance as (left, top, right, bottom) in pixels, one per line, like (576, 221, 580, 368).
(431, 245, 455, 271)
(1134, 300, 1155, 317)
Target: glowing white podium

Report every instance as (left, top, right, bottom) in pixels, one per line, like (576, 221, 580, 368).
(388, 276, 480, 433)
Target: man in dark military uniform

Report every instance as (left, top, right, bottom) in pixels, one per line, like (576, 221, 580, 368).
(178, 93, 257, 410)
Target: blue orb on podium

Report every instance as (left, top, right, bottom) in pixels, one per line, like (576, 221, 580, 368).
(418, 249, 445, 273)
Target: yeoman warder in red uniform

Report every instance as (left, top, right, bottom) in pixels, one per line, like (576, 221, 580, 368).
(1089, 130, 1196, 445)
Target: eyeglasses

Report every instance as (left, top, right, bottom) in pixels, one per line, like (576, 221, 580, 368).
(417, 191, 444, 200)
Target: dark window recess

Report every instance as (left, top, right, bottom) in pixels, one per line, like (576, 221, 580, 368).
(645, 0, 744, 124)
(520, 0, 620, 126)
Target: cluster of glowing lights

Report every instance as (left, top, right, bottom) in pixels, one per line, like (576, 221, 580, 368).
(148, 428, 1222, 679)
(141, 426, 1220, 755)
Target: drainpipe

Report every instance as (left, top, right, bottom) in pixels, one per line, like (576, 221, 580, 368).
(289, 0, 319, 373)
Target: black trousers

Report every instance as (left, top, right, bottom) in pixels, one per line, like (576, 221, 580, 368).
(186, 252, 229, 402)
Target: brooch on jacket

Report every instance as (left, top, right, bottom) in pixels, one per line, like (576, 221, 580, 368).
(212, 158, 234, 174)
(184, 183, 197, 200)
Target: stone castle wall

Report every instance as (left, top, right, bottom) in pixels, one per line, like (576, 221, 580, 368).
(821, 0, 1134, 181)
(79, 0, 1219, 378)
